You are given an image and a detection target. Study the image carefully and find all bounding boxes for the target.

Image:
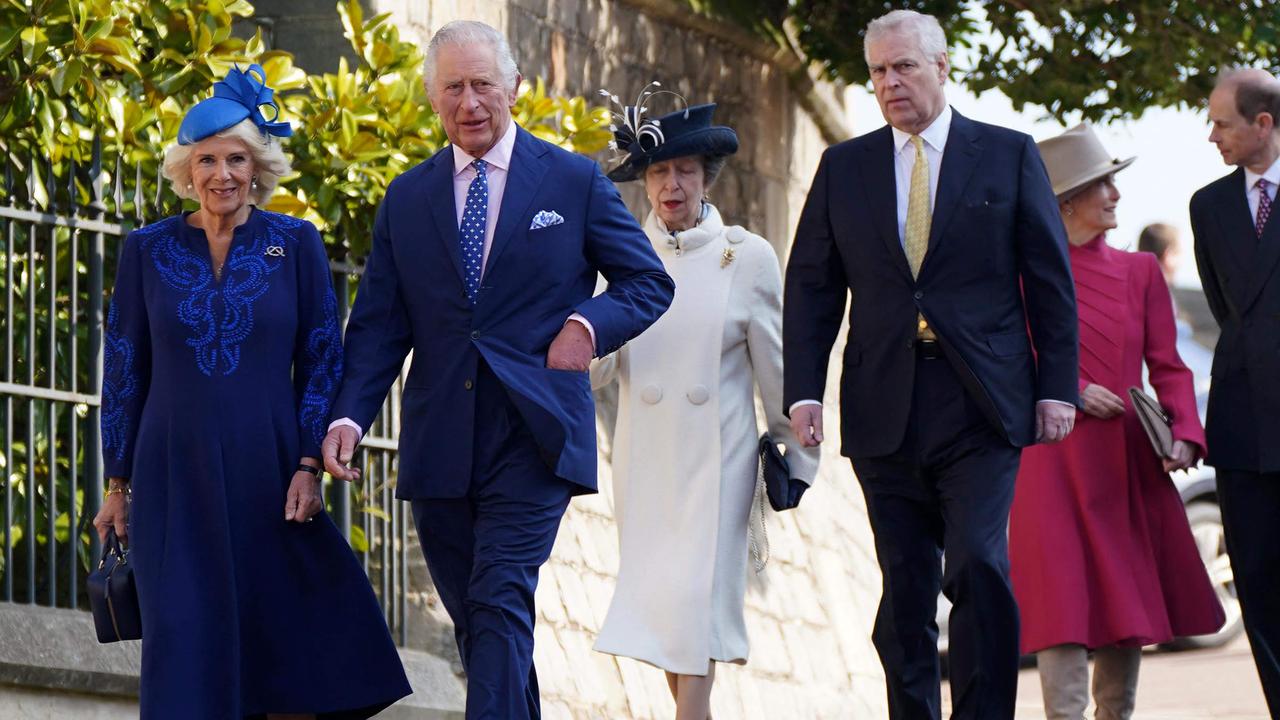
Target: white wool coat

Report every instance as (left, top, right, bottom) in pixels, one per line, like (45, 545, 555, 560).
(591, 204, 819, 674)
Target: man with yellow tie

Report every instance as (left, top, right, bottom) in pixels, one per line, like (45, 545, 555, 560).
(782, 9, 1079, 720)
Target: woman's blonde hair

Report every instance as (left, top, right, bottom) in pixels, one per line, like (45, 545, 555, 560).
(161, 119, 291, 206)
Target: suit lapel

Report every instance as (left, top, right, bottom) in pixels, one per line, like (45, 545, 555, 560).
(484, 127, 550, 276)
(425, 151, 465, 285)
(860, 127, 912, 280)
(924, 110, 980, 266)
(1215, 169, 1255, 276)
(1241, 175, 1280, 312)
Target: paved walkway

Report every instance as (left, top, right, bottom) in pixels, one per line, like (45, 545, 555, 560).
(1008, 635, 1270, 719)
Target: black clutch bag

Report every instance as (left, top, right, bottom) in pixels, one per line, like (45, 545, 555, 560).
(87, 527, 141, 643)
(758, 434, 796, 512)
(1128, 386, 1175, 459)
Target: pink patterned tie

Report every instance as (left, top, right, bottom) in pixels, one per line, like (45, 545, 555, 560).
(1257, 178, 1272, 238)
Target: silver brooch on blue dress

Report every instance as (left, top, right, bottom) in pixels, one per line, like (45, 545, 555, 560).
(265, 245, 285, 257)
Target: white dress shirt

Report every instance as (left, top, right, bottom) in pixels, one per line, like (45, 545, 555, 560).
(329, 121, 593, 440)
(892, 105, 951, 248)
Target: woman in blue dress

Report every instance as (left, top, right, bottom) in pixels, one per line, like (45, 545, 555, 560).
(91, 65, 412, 719)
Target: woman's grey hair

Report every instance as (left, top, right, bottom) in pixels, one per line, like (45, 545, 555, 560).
(864, 10, 948, 65)
(423, 21, 520, 93)
(162, 119, 291, 206)
(702, 155, 728, 186)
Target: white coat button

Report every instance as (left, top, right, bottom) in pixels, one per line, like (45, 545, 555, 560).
(641, 385, 663, 404)
(686, 385, 710, 405)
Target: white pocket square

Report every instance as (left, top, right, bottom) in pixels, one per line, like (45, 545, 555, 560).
(530, 210, 565, 230)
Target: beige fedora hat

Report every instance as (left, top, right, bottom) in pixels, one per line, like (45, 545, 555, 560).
(1037, 123, 1135, 199)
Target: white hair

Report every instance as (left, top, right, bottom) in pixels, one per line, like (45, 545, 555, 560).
(423, 20, 520, 93)
(162, 119, 291, 206)
(864, 10, 949, 66)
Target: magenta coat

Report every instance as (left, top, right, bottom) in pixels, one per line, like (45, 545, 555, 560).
(1009, 236, 1225, 653)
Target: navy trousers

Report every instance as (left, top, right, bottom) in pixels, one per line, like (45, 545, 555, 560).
(1216, 469, 1280, 717)
(411, 362, 573, 720)
(851, 351, 1022, 720)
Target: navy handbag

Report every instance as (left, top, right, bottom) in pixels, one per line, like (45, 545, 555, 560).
(87, 527, 142, 643)
(758, 434, 796, 512)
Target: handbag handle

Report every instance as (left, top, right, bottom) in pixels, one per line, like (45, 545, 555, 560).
(97, 527, 128, 570)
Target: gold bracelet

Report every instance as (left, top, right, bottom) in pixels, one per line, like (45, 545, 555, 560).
(104, 486, 130, 498)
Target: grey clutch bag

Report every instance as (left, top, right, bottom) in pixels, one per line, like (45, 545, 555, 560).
(1128, 386, 1174, 459)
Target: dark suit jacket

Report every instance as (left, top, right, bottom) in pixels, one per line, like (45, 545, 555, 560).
(332, 127, 674, 498)
(1190, 169, 1280, 472)
(783, 110, 1079, 457)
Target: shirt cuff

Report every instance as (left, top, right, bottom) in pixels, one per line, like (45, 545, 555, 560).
(567, 314, 597, 353)
(789, 400, 822, 414)
(328, 417, 363, 441)
(1037, 399, 1075, 408)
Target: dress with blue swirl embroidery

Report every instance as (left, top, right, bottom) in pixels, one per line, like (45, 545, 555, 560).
(96, 207, 410, 717)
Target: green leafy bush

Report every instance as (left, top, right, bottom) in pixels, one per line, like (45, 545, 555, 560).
(0, 0, 613, 257)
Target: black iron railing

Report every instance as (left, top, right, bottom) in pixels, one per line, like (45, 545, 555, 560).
(0, 140, 410, 644)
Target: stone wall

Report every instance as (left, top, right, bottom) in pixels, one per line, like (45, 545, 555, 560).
(0, 604, 467, 719)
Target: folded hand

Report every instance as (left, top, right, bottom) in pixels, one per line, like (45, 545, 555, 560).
(285, 471, 323, 523)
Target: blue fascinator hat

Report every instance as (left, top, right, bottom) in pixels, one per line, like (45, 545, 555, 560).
(601, 82, 738, 182)
(177, 64, 293, 145)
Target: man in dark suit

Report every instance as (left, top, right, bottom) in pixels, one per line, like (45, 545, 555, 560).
(1191, 67, 1280, 717)
(783, 9, 1079, 719)
(320, 21, 674, 719)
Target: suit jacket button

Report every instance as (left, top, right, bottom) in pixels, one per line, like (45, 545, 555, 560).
(914, 291, 924, 300)
(464, 379, 474, 390)
(470, 330, 480, 340)
(641, 385, 663, 404)
(686, 385, 710, 405)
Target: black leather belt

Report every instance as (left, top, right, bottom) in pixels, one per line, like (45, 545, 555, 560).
(915, 338, 942, 359)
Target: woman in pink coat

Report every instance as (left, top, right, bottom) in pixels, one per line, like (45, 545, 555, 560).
(1009, 124, 1225, 720)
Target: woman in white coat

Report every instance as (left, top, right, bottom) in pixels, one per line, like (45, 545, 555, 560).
(591, 93, 820, 719)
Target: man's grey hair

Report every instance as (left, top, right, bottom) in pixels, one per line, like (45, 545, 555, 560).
(1216, 68, 1280, 128)
(423, 20, 520, 93)
(863, 10, 949, 66)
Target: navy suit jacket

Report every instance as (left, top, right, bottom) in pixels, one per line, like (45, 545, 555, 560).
(1191, 169, 1280, 472)
(333, 127, 674, 498)
(784, 110, 1079, 457)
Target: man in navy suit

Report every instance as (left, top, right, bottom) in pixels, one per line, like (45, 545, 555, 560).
(783, 10, 1078, 719)
(1191, 68, 1280, 717)
(320, 21, 673, 719)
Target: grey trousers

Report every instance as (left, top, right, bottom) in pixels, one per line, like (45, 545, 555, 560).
(1036, 644, 1141, 720)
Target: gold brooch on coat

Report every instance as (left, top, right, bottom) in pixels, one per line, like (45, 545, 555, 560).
(721, 247, 735, 268)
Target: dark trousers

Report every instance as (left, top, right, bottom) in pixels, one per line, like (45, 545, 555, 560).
(411, 362, 573, 720)
(1216, 469, 1280, 717)
(851, 351, 1022, 720)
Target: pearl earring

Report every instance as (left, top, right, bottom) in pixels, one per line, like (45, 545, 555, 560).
(251, 176, 259, 190)
(186, 182, 193, 190)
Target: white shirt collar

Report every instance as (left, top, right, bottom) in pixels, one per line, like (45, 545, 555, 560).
(1244, 154, 1280, 192)
(891, 105, 953, 155)
(452, 120, 517, 176)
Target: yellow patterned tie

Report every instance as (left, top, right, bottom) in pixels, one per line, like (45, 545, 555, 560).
(905, 135, 935, 339)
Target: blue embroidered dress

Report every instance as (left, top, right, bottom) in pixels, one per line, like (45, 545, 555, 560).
(102, 208, 411, 719)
